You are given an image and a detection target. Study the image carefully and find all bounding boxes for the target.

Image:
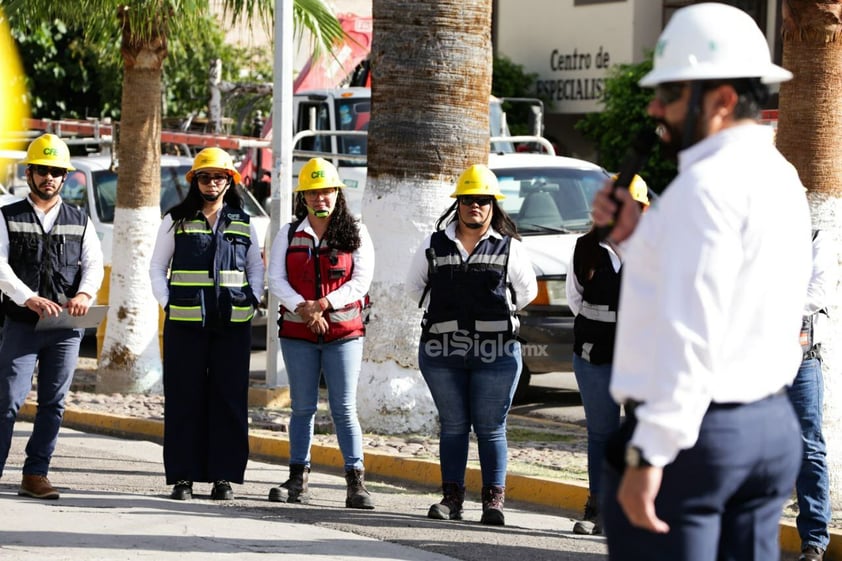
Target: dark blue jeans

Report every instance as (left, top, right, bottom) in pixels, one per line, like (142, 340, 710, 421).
(0, 319, 83, 477)
(418, 340, 521, 487)
(602, 393, 800, 561)
(573, 353, 620, 501)
(786, 357, 830, 551)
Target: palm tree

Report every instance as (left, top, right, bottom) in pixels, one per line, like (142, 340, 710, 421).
(776, 0, 842, 506)
(356, 0, 494, 433)
(2, 0, 343, 392)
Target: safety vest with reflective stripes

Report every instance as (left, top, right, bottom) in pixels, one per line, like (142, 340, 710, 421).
(1, 200, 86, 324)
(572, 230, 620, 365)
(279, 227, 365, 343)
(167, 207, 256, 326)
(421, 230, 515, 343)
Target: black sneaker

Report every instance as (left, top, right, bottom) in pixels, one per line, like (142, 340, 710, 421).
(211, 480, 233, 500)
(170, 480, 192, 501)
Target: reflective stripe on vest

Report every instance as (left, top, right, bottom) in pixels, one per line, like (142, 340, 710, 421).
(169, 305, 203, 322)
(231, 305, 255, 322)
(580, 301, 617, 323)
(225, 220, 251, 238)
(219, 270, 246, 288)
(170, 270, 214, 287)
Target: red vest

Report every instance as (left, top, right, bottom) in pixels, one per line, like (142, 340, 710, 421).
(279, 229, 366, 343)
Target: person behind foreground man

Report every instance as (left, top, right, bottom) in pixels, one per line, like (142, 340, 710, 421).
(788, 229, 835, 561)
(567, 174, 649, 536)
(149, 147, 264, 501)
(267, 157, 375, 509)
(590, 4, 812, 560)
(0, 134, 104, 500)
(407, 164, 537, 526)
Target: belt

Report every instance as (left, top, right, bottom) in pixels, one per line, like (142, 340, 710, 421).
(624, 387, 786, 417)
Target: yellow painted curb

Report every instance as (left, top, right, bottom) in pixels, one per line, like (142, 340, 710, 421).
(18, 400, 841, 558)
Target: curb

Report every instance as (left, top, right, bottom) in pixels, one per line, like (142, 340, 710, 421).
(19, 401, 838, 559)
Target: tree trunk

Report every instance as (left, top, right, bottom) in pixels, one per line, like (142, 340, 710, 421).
(357, 0, 493, 433)
(777, 0, 842, 509)
(96, 20, 167, 393)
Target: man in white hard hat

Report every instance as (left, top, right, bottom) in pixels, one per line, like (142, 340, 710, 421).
(591, 4, 812, 560)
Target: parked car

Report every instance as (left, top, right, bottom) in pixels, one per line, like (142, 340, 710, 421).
(487, 151, 609, 399)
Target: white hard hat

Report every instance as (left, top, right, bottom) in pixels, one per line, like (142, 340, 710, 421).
(639, 3, 792, 87)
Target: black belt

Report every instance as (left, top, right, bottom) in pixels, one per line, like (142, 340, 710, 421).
(625, 387, 786, 417)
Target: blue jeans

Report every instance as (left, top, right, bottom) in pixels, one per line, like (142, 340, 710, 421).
(573, 353, 620, 501)
(418, 340, 521, 487)
(280, 337, 364, 471)
(786, 357, 830, 550)
(0, 319, 83, 477)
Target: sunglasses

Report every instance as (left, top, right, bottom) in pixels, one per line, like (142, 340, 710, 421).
(654, 82, 688, 106)
(196, 173, 230, 185)
(31, 165, 67, 177)
(458, 196, 494, 207)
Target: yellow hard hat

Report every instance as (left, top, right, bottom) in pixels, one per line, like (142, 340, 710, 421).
(1, 11, 28, 151)
(295, 157, 346, 192)
(612, 173, 649, 206)
(450, 164, 505, 200)
(186, 147, 242, 184)
(20, 134, 75, 170)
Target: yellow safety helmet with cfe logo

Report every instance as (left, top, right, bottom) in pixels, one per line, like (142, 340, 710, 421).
(295, 157, 346, 192)
(450, 164, 505, 200)
(186, 147, 242, 184)
(20, 134, 75, 170)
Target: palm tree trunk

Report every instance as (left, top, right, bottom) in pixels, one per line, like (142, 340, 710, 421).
(777, 0, 842, 510)
(357, 0, 493, 433)
(96, 20, 167, 393)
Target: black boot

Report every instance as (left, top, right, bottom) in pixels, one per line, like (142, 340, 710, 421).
(268, 464, 310, 503)
(345, 468, 374, 509)
(480, 485, 505, 526)
(428, 481, 465, 520)
(573, 494, 602, 535)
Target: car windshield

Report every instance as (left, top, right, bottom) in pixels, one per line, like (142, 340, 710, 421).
(495, 167, 608, 234)
(80, 165, 266, 223)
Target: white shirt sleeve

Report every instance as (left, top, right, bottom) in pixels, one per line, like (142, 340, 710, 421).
(149, 215, 175, 308)
(508, 237, 538, 310)
(406, 234, 433, 308)
(324, 223, 375, 309)
(267, 222, 303, 311)
(77, 217, 105, 300)
(566, 243, 583, 316)
(804, 230, 836, 315)
(246, 221, 265, 303)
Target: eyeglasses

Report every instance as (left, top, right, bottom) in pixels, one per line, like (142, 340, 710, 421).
(458, 196, 494, 207)
(654, 82, 688, 106)
(303, 188, 338, 198)
(196, 173, 229, 185)
(31, 165, 67, 177)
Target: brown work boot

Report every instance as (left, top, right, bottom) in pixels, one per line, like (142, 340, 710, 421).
(428, 481, 465, 520)
(572, 494, 602, 535)
(480, 485, 505, 526)
(345, 468, 374, 509)
(800, 545, 825, 561)
(19, 474, 60, 500)
(268, 464, 310, 503)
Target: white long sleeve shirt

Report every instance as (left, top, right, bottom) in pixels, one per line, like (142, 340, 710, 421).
(406, 221, 538, 312)
(149, 210, 265, 308)
(267, 218, 374, 311)
(565, 239, 622, 317)
(805, 229, 837, 345)
(611, 124, 812, 467)
(0, 196, 104, 305)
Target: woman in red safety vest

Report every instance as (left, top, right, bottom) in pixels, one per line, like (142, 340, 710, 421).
(266, 157, 375, 509)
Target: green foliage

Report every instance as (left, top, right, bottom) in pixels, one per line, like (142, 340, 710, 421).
(576, 54, 677, 194)
(492, 55, 540, 136)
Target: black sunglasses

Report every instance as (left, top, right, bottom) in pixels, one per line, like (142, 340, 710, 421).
(458, 195, 494, 207)
(654, 82, 688, 106)
(31, 165, 67, 177)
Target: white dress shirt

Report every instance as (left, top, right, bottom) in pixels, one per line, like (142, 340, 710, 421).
(149, 210, 265, 308)
(611, 124, 812, 467)
(267, 218, 374, 311)
(0, 196, 104, 305)
(406, 221, 538, 312)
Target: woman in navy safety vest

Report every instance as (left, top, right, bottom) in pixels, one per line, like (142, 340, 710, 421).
(566, 175, 649, 536)
(406, 164, 537, 526)
(266, 157, 375, 509)
(149, 147, 264, 501)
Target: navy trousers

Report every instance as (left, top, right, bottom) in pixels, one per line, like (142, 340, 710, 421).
(602, 393, 801, 561)
(162, 320, 251, 485)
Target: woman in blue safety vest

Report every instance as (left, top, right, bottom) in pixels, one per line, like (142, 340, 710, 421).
(266, 157, 375, 509)
(149, 147, 264, 501)
(406, 164, 537, 526)
(566, 174, 649, 535)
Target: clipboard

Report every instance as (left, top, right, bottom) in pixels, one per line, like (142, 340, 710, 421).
(34, 305, 109, 331)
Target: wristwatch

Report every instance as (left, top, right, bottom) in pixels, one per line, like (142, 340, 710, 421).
(625, 445, 653, 468)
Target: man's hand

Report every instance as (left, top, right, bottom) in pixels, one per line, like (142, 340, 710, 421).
(65, 293, 93, 317)
(591, 182, 642, 244)
(617, 466, 670, 533)
(307, 316, 329, 335)
(25, 296, 62, 317)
